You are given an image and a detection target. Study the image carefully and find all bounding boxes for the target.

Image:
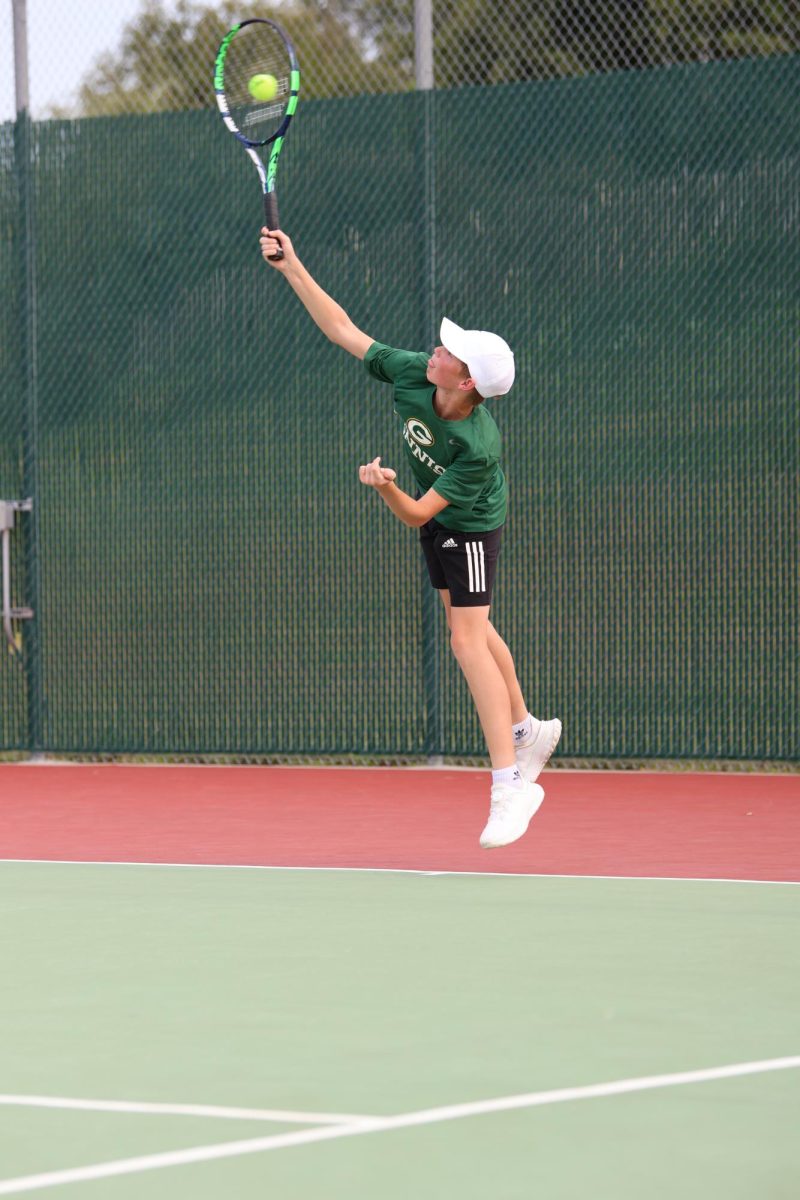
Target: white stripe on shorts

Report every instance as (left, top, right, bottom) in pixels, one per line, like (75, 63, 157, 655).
(466, 541, 486, 593)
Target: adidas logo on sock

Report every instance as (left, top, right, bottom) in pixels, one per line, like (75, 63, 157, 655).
(442, 537, 458, 549)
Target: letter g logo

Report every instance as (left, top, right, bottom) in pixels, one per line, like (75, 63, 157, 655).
(405, 418, 434, 447)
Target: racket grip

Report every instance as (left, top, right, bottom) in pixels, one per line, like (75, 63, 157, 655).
(263, 192, 283, 260)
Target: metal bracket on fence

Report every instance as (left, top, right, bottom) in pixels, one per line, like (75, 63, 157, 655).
(1, 499, 34, 654)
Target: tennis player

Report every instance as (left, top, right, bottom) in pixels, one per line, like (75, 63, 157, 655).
(260, 227, 561, 848)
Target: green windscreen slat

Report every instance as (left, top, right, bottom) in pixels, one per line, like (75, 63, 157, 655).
(1, 58, 797, 760)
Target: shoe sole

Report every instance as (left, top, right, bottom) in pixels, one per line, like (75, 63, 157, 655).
(480, 784, 545, 849)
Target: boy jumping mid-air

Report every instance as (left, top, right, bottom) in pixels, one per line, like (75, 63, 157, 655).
(260, 227, 561, 848)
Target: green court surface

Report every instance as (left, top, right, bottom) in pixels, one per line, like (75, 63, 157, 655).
(1, 863, 798, 1197)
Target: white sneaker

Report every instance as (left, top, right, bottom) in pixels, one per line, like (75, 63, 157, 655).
(480, 780, 545, 849)
(516, 718, 562, 783)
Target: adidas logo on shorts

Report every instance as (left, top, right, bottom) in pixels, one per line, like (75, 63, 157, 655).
(442, 537, 458, 549)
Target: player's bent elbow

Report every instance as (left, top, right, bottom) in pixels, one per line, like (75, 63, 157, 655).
(413, 492, 448, 527)
(408, 503, 436, 529)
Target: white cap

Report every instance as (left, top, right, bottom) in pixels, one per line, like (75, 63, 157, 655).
(440, 317, 515, 399)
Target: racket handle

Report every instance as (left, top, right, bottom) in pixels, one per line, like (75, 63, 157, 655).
(263, 193, 283, 260)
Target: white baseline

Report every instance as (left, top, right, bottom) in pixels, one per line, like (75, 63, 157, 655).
(1, 859, 797, 886)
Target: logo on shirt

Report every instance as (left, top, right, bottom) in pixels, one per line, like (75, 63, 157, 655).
(401, 417, 444, 476)
(405, 418, 434, 447)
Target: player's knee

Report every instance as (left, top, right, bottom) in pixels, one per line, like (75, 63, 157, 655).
(449, 625, 477, 662)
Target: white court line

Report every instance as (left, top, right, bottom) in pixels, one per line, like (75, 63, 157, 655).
(0, 858, 798, 886)
(0, 1056, 797, 1196)
(8, 761, 792, 777)
(0, 1095, 369, 1125)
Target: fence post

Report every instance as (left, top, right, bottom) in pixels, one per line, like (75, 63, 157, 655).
(12, 0, 30, 115)
(414, 0, 434, 91)
(417, 9, 442, 762)
(14, 110, 43, 755)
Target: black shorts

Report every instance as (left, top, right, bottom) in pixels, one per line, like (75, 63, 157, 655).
(419, 518, 504, 608)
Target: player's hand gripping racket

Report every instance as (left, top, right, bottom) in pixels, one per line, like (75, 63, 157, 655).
(214, 18, 299, 259)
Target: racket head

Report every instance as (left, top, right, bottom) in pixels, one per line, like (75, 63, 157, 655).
(214, 18, 299, 149)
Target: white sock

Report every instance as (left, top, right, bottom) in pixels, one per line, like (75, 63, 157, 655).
(492, 765, 524, 788)
(512, 713, 536, 747)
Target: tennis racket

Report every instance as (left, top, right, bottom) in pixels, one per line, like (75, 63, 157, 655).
(214, 18, 300, 259)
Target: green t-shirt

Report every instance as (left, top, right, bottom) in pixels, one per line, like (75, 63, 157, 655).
(363, 342, 507, 532)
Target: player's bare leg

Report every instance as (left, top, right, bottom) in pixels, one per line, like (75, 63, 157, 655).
(486, 622, 528, 725)
(447, 603, 516, 768)
(443, 597, 544, 848)
(439, 591, 561, 785)
(439, 590, 526, 726)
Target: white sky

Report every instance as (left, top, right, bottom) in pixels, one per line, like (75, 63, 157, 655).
(2, 0, 158, 122)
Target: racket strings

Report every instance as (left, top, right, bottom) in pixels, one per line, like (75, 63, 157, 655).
(222, 25, 291, 140)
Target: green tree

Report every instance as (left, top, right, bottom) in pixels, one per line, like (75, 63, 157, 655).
(62, 0, 800, 117)
(70, 0, 411, 118)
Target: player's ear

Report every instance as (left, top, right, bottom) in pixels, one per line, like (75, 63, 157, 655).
(459, 376, 477, 392)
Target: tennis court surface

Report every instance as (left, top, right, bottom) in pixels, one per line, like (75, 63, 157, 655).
(1, 764, 798, 1197)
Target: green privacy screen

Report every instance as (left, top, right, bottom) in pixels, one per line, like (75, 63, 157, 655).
(1, 57, 797, 760)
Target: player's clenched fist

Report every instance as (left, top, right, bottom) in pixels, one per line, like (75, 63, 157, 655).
(259, 227, 294, 267)
(359, 457, 396, 489)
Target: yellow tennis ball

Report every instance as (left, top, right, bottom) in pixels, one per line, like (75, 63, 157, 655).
(248, 73, 278, 102)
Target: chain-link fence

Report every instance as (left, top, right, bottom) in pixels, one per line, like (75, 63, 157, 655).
(4, 1, 800, 119)
(1, 2, 798, 762)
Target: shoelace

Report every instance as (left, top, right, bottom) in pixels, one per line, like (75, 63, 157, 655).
(488, 789, 517, 818)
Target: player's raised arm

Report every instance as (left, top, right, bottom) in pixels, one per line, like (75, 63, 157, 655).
(259, 228, 373, 359)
